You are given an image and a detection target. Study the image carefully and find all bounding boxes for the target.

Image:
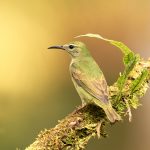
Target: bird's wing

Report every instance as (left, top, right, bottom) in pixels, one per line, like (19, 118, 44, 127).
(71, 66, 109, 104)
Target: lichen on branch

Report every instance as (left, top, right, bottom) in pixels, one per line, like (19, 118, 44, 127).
(26, 34, 150, 150)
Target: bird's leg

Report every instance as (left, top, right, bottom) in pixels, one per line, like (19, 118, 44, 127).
(81, 100, 87, 107)
(96, 120, 103, 139)
(80, 95, 88, 107)
(124, 98, 132, 122)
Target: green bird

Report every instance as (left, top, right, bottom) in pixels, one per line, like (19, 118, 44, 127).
(48, 41, 121, 122)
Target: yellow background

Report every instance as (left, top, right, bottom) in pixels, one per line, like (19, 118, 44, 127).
(0, 0, 150, 149)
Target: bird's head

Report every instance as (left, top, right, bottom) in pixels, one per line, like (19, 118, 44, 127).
(48, 41, 90, 58)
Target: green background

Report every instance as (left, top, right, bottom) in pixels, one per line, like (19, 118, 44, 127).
(0, 0, 150, 149)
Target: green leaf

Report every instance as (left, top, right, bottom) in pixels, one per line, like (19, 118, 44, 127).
(123, 52, 134, 65)
(75, 33, 133, 55)
(116, 54, 139, 99)
(131, 69, 149, 94)
(76, 33, 139, 66)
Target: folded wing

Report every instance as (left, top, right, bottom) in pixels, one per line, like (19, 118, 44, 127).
(71, 66, 109, 104)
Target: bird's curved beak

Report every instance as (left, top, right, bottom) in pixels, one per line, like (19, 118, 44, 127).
(48, 45, 65, 50)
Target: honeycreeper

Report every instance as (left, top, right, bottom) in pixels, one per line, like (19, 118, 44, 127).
(48, 41, 121, 122)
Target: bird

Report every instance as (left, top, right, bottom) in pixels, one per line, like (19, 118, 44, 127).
(48, 41, 121, 122)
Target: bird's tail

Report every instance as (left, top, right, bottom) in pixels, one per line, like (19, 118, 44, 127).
(104, 105, 121, 123)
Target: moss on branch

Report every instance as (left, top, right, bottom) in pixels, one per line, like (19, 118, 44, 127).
(26, 104, 107, 150)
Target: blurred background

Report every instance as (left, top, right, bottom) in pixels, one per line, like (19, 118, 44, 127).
(0, 0, 150, 149)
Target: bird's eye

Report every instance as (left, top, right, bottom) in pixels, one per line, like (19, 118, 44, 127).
(69, 45, 75, 49)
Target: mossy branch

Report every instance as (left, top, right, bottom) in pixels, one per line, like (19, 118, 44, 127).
(25, 35, 150, 150)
